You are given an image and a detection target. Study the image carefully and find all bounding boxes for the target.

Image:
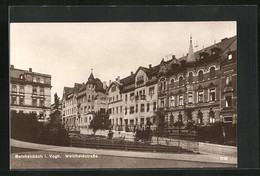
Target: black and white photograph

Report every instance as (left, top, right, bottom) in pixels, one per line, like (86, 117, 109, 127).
(9, 19, 238, 169)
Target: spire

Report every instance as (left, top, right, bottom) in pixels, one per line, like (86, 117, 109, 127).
(88, 68, 94, 80)
(187, 34, 195, 63)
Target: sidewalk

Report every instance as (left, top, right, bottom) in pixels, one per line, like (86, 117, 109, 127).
(10, 139, 237, 165)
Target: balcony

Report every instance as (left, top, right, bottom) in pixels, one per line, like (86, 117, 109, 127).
(135, 95, 139, 101)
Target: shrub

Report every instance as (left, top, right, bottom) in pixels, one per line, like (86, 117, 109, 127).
(195, 122, 236, 145)
(135, 129, 152, 142)
(107, 130, 114, 139)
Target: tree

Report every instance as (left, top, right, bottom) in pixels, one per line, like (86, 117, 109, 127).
(155, 110, 166, 137)
(54, 93, 60, 110)
(89, 111, 110, 135)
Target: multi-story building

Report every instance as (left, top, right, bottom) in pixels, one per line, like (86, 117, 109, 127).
(108, 65, 160, 132)
(219, 38, 237, 124)
(61, 71, 107, 129)
(157, 36, 237, 126)
(107, 35, 237, 132)
(10, 65, 52, 120)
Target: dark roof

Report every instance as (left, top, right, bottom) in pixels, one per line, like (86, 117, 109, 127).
(63, 86, 73, 99)
(120, 74, 135, 85)
(178, 35, 237, 62)
(88, 73, 95, 80)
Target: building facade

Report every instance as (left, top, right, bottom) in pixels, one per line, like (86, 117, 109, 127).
(107, 35, 237, 132)
(157, 36, 237, 126)
(61, 72, 108, 129)
(10, 65, 52, 120)
(108, 65, 160, 132)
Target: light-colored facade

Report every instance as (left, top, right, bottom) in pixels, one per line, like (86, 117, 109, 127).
(10, 65, 52, 120)
(61, 72, 108, 129)
(108, 65, 160, 132)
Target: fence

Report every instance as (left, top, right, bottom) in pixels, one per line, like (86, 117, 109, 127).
(70, 134, 199, 153)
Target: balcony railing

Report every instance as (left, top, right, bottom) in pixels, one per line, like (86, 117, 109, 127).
(140, 95, 146, 100)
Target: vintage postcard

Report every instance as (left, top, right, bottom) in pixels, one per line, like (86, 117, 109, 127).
(10, 18, 237, 169)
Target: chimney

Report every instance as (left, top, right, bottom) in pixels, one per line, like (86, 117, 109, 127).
(29, 68, 32, 72)
(131, 71, 133, 76)
(109, 80, 112, 86)
(149, 64, 152, 69)
(10, 65, 14, 69)
(117, 76, 120, 81)
(103, 81, 107, 89)
(221, 37, 228, 42)
(172, 55, 176, 60)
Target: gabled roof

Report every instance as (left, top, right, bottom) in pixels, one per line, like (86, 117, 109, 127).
(63, 86, 73, 99)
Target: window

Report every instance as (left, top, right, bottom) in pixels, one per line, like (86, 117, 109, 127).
(40, 87, 44, 95)
(20, 74, 24, 79)
(120, 106, 122, 113)
(19, 97, 24, 105)
(179, 95, 183, 106)
(188, 92, 193, 103)
(210, 67, 216, 79)
(225, 75, 232, 86)
(179, 76, 183, 86)
(178, 112, 183, 122)
(160, 98, 164, 108)
(228, 54, 232, 60)
(141, 104, 145, 112)
(108, 108, 112, 115)
(198, 90, 204, 103)
(40, 78, 44, 83)
(40, 99, 44, 107)
(209, 110, 215, 123)
(33, 77, 36, 82)
(209, 88, 216, 101)
(169, 79, 174, 89)
(188, 72, 193, 84)
(153, 102, 156, 111)
(84, 106, 87, 113)
(92, 105, 94, 111)
(111, 85, 116, 92)
(116, 95, 118, 101)
(19, 86, 24, 93)
(125, 94, 127, 103)
(11, 96, 17, 105)
(130, 106, 134, 114)
(198, 70, 203, 81)
(136, 104, 138, 113)
(224, 116, 233, 123)
(149, 87, 154, 95)
(112, 108, 114, 114)
(170, 96, 175, 107)
(32, 86, 37, 94)
(198, 111, 203, 124)
(11, 85, 17, 92)
(130, 93, 135, 101)
(100, 108, 106, 114)
(125, 107, 127, 115)
(140, 118, 144, 125)
(147, 103, 150, 112)
(32, 98, 37, 106)
(225, 95, 232, 107)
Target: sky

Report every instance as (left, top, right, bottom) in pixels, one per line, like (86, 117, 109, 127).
(10, 22, 236, 103)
